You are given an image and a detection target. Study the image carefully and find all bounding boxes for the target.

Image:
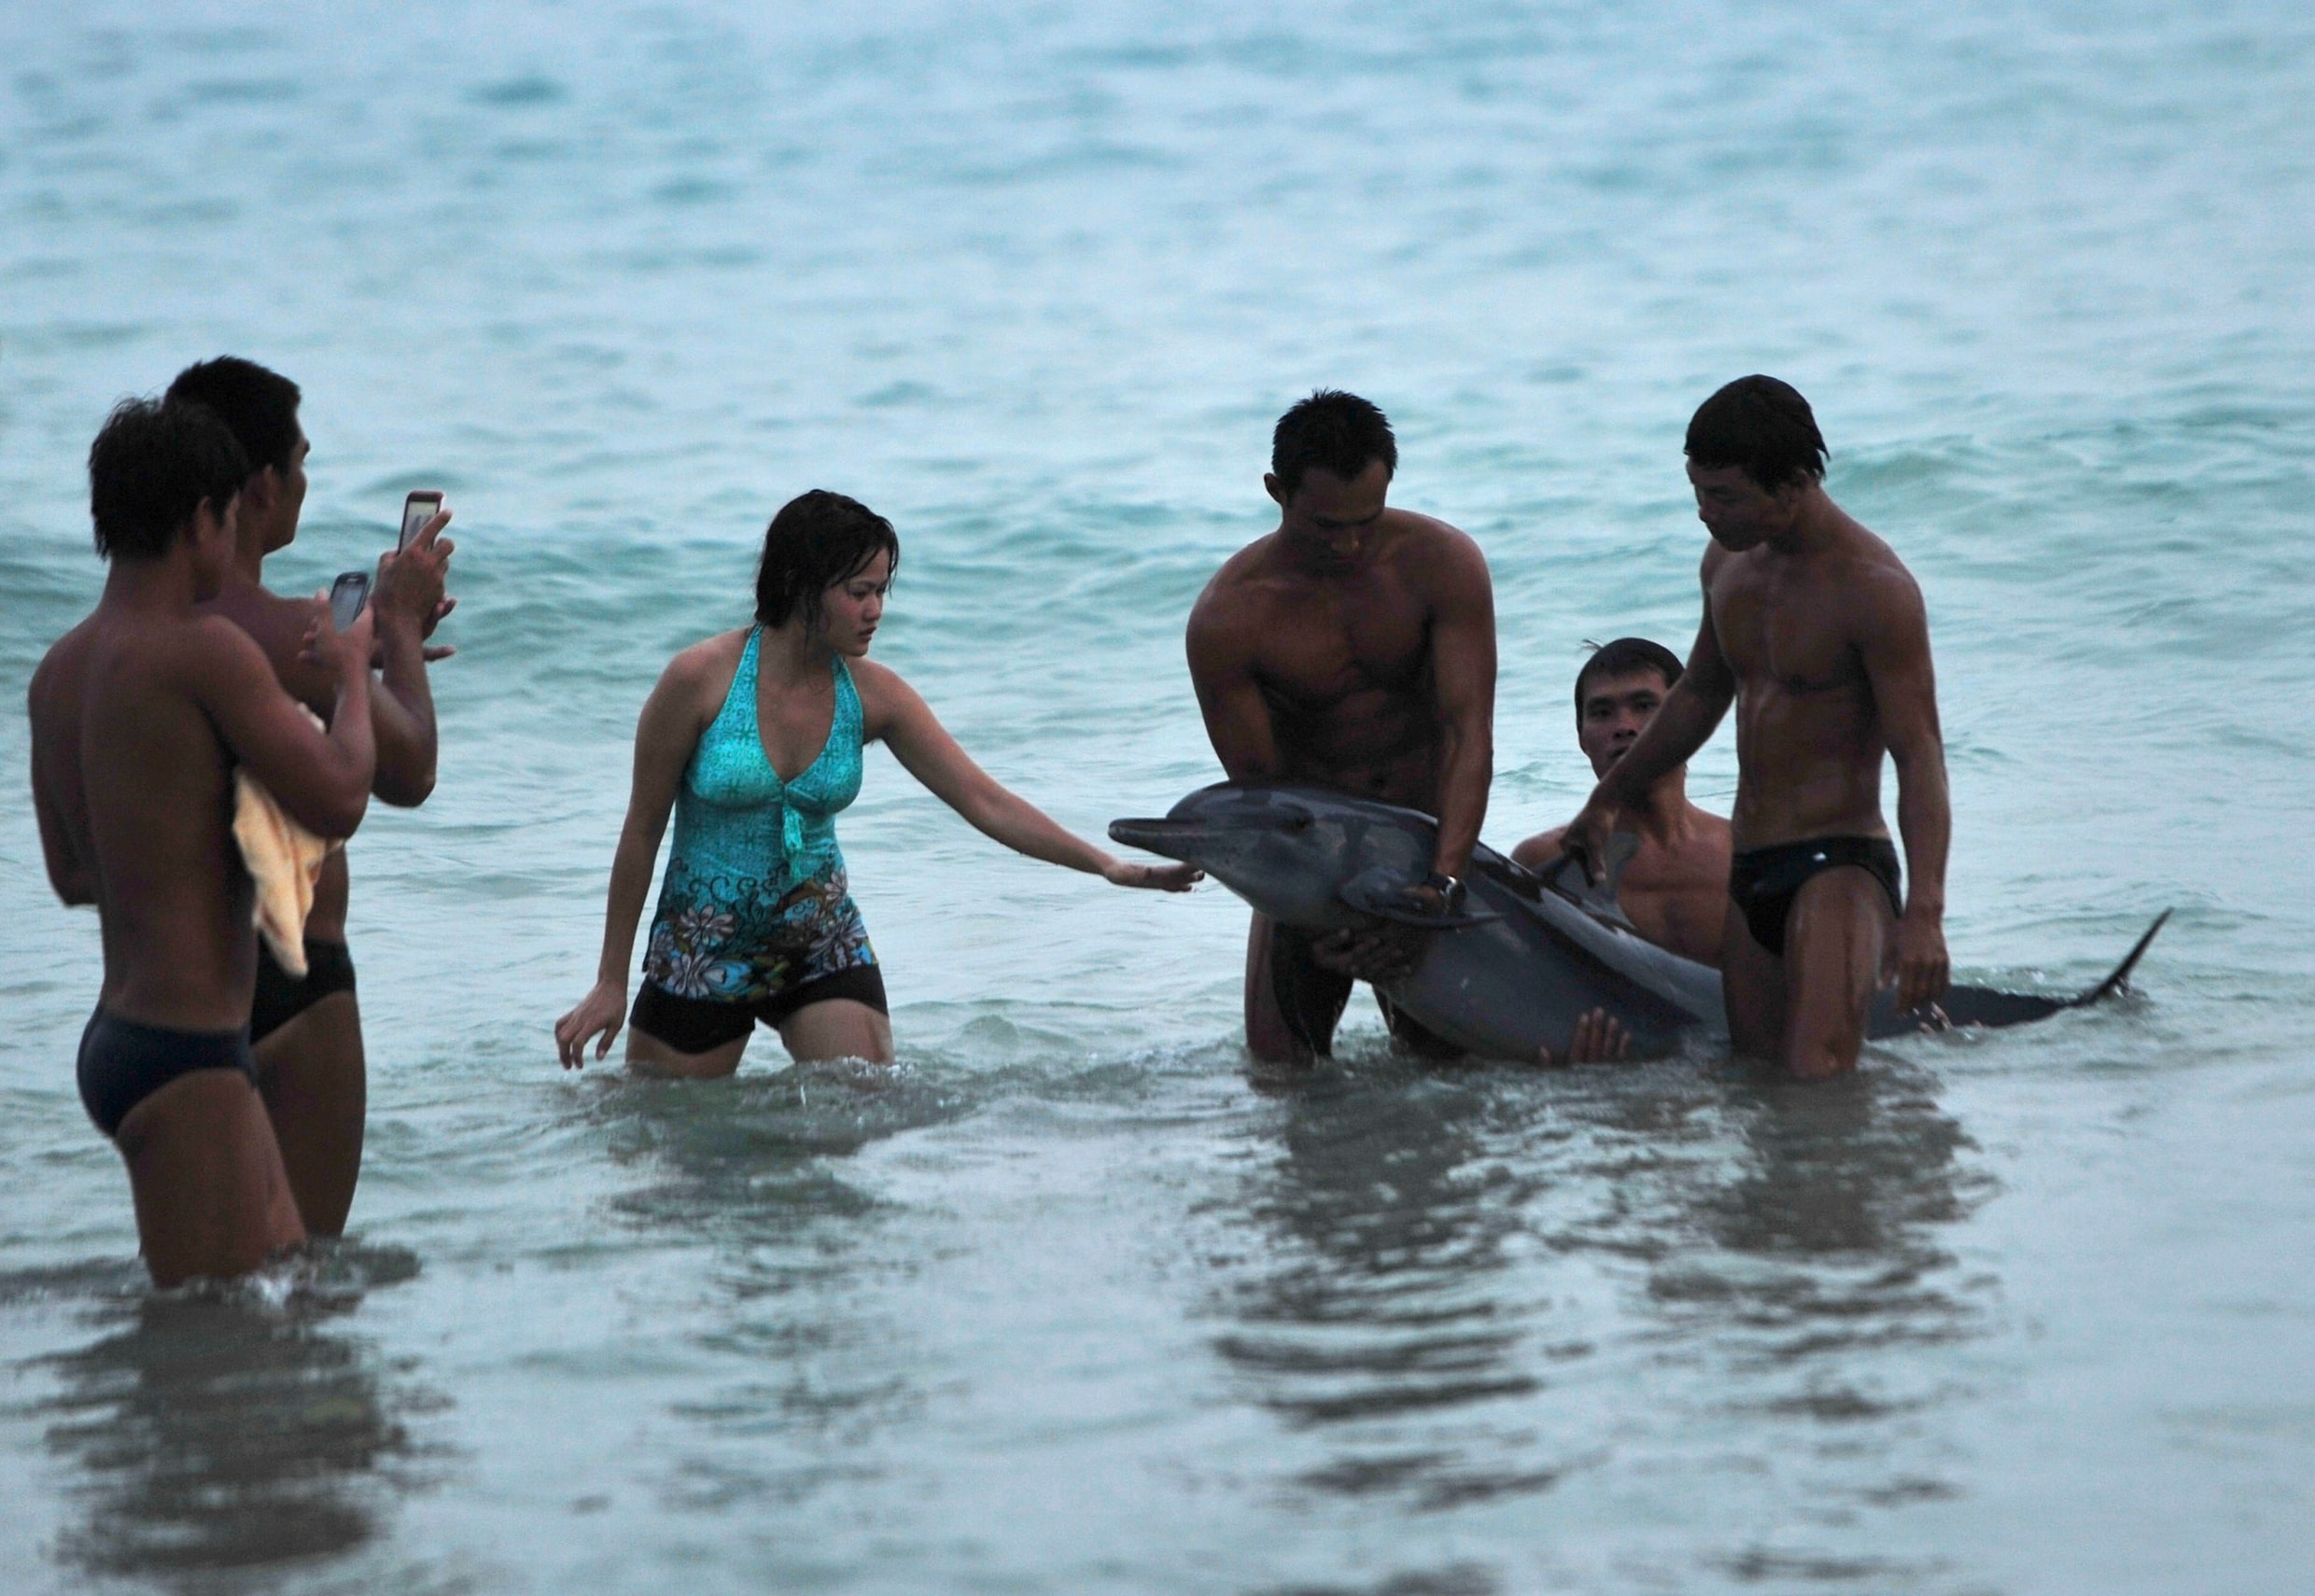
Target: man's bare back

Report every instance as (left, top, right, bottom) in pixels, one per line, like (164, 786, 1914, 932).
(1186, 391, 1495, 1063)
(1564, 377, 1950, 1080)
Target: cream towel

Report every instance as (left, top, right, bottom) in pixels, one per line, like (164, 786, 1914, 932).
(231, 710, 344, 978)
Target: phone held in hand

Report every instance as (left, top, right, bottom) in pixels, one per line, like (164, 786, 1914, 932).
(329, 570, 371, 631)
(399, 490, 444, 552)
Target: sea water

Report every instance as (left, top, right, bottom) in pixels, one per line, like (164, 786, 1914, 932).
(2, 3, 2312, 1591)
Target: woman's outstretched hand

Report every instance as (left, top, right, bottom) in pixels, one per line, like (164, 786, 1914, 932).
(555, 979, 627, 1069)
(1101, 858, 1203, 892)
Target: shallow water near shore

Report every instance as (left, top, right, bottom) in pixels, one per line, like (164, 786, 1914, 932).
(3, 2, 2313, 1591)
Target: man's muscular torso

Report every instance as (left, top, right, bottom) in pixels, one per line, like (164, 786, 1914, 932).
(1706, 525, 1915, 849)
(1189, 510, 1464, 808)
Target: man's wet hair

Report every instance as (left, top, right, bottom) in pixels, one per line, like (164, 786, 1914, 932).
(1684, 375, 1827, 493)
(88, 399, 250, 563)
(755, 489, 900, 632)
(1574, 637, 1686, 721)
(1270, 389, 1397, 499)
(165, 357, 303, 482)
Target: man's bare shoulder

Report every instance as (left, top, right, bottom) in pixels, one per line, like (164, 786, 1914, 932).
(203, 582, 335, 707)
(1194, 535, 1285, 600)
(205, 580, 320, 646)
(1187, 537, 1285, 647)
(1510, 824, 1566, 871)
(1382, 509, 1489, 588)
(170, 611, 288, 698)
(1828, 520, 1927, 626)
(29, 617, 97, 712)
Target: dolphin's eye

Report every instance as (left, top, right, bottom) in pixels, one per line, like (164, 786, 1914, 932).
(1278, 811, 1312, 833)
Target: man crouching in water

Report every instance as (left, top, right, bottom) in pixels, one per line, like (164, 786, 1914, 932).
(1562, 376, 1951, 1079)
(28, 399, 377, 1284)
(1514, 637, 1731, 967)
(1187, 390, 1495, 1063)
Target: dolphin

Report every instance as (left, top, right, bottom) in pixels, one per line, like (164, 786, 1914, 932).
(1110, 781, 2168, 1062)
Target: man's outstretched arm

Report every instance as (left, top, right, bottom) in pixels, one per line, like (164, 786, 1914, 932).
(1565, 559, 1734, 874)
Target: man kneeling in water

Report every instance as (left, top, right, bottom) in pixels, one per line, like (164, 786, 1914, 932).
(1506, 637, 1732, 1064)
(1513, 637, 1732, 966)
(28, 399, 377, 1285)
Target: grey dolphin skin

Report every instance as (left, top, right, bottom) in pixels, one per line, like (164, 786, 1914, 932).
(1110, 781, 2168, 1063)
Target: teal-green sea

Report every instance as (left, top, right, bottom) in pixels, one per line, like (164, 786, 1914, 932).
(3, 3, 2312, 1591)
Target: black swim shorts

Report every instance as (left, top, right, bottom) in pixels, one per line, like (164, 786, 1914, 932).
(1727, 835, 1902, 956)
(77, 1008, 259, 1140)
(249, 937, 358, 1045)
(628, 963, 890, 1056)
(1268, 923, 1461, 1061)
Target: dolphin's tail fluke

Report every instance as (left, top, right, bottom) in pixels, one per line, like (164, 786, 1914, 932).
(2071, 909, 2172, 1007)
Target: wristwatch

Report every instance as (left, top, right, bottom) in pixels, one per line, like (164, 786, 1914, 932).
(1424, 870, 1466, 909)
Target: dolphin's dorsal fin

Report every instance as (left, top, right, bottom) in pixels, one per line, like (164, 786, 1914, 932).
(1543, 833, 1641, 933)
(2070, 909, 2172, 1006)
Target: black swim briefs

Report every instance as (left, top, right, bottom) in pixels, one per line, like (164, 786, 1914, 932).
(628, 963, 890, 1056)
(1727, 835, 1902, 956)
(1267, 923, 1461, 1061)
(249, 937, 358, 1045)
(77, 1008, 259, 1140)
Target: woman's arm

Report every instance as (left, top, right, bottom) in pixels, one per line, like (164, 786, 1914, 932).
(555, 652, 712, 1066)
(863, 664, 1199, 890)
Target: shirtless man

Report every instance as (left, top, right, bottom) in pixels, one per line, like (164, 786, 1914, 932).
(1186, 390, 1495, 1063)
(1563, 376, 1951, 1079)
(1513, 637, 1731, 967)
(28, 399, 377, 1285)
(165, 357, 453, 1237)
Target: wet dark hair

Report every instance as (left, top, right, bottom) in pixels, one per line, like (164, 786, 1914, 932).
(164, 356, 303, 482)
(88, 398, 250, 562)
(1684, 374, 1827, 493)
(1574, 637, 1685, 721)
(1270, 389, 1397, 499)
(754, 490, 900, 631)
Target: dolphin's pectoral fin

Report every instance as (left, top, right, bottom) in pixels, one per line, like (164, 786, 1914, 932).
(2070, 908, 2172, 1006)
(1339, 866, 1503, 928)
(1540, 833, 1642, 933)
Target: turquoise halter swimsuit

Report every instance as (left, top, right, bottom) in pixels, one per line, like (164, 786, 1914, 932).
(640, 628, 877, 1006)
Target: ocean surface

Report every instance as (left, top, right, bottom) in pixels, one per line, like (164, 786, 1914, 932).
(3, 2, 2312, 1590)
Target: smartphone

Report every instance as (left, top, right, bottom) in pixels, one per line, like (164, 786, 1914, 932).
(329, 570, 371, 630)
(399, 490, 444, 552)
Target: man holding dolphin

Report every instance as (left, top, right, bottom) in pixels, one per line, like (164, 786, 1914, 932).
(1560, 376, 1951, 1080)
(1186, 390, 1496, 1063)
(1515, 637, 1731, 968)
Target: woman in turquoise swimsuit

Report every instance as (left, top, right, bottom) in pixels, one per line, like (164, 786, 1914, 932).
(554, 490, 1198, 1074)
